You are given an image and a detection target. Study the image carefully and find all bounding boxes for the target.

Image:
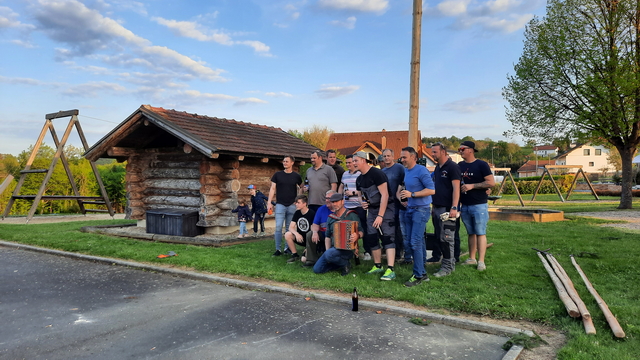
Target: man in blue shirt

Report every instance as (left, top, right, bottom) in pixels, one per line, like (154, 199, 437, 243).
(398, 147, 435, 287)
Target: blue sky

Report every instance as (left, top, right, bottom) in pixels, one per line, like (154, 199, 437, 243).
(0, 0, 547, 155)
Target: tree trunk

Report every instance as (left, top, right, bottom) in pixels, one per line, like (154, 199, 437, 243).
(617, 145, 635, 209)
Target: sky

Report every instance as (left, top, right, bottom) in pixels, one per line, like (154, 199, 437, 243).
(0, 0, 548, 155)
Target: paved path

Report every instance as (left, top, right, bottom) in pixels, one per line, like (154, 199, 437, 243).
(1, 246, 513, 360)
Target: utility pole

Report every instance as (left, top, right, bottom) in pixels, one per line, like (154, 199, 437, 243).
(408, 0, 422, 151)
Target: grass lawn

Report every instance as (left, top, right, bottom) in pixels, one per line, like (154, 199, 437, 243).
(0, 200, 638, 359)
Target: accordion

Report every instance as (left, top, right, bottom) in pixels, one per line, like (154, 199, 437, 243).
(333, 220, 359, 253)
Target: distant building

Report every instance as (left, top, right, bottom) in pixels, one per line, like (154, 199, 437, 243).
(325, 129, 435, 167)
(517, 160, 556, 177)
(555, 143, 614, 174)
(533, 145, 559, 158)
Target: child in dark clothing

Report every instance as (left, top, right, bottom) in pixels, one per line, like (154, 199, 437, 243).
(232, 200, 253, 238)
(248, 184, 269, 237)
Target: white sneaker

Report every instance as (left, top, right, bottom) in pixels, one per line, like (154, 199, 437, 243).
(462, 258, 477, 265)
(477, 261, 486, 271)
(363, 253, 372, 261)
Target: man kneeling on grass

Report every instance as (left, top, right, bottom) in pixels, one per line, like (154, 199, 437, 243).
(313, 193, 363, 276)
(285, 195, 316, 264)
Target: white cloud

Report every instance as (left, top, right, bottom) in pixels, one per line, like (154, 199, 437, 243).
(61, 81, 127, 97)
(152, 17, 273, 56)
(0, 75, 44, 86)
(235, 97, 269, 106)
(265, 91, 293, 97)
(441, 92, 499, 113)
(318, 0, 389, 13)
(330, 16, 357, 29)
(427, 0, 536, 33)
(315, 84, 360, 99)
(29, 0, 228, 81)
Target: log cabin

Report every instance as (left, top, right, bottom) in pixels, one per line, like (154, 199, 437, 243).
(84, 105, 320, 234)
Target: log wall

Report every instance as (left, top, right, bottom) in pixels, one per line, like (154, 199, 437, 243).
(124, 149, 297, 233)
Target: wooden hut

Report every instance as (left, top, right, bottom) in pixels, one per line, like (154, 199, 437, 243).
(84, 105, 319, 234)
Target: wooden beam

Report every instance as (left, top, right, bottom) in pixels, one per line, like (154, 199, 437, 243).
(237, 155, 245, 161)
(298, 161, 306, 166)
(211, 153, 220, 159)
(183, 143, 193, 154)
(545, 165, 583, 169)
(261, 157, 269, 163)
(0, 174, 14, 194)
(45, 109, 79, 120)
(108, 147, 137, 157)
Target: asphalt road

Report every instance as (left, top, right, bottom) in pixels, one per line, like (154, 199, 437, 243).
(0, 247, 510, 359)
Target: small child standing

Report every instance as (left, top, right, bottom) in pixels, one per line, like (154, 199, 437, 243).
(248, 184, 269, 237)
(232, 200, 253, 238)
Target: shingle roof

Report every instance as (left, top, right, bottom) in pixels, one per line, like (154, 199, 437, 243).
(85, 105, 320, 161)
(326, 130, 422, 157)
(517, 160, 556, 173)
(533, 145, 558, 151)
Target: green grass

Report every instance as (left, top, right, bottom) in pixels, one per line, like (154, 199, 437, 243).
(1, 212, 639, 359)
(491, 194, 639, 213)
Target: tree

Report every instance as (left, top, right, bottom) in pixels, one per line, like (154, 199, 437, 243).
(503, 0, 640, 209)
(288, 125, 333, 150)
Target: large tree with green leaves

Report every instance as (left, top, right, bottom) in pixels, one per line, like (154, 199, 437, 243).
(504, 0, 640, 208)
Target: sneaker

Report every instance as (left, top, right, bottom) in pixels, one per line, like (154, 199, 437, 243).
(433, 269, 451, 278)
(258, 231, 265, 237)
(425, 256, 441, 263)
(366, 265, 384, 275)
(272, 250, 282, 256)
(287, 254, 300, 263)
(380, 268, 396, 281)
(363, 253, 372, 261)
(398, 259, 413, 265)
(283, 248, 292, 255)
(404, 275, 429, 287)
(462, 258, 477, 265)
(477, 261, 486, 271)
(302, 261, 315, 268)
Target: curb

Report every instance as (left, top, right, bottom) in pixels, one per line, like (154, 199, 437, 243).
(1, 240, 530, 359)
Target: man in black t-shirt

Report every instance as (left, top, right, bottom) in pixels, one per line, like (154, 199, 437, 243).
(268, 155, 303, 256)
(353, 151, 397, 282)
(285, 195, 316, 263)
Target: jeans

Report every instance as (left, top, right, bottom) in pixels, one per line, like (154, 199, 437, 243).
(274, 203, 296, 250)
(239, 221, 248, 235)
(253, 212, 265, 233)
(461, 203, 489, 235)
(313, 247, 353, 274)
(401, 206, 430, 278)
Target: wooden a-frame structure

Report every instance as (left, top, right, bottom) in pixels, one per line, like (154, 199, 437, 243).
(2, 110, 114, 223)
(490, 167, 525, 206)
(531, 165, 599, 202)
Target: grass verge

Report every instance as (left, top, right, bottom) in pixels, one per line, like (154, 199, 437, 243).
(0, 211, 639, 359)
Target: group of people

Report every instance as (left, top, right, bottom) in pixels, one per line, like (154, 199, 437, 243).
(252, 141, 495, 287)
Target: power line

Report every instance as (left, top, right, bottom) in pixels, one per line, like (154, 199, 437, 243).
(77, 114, 119, 124)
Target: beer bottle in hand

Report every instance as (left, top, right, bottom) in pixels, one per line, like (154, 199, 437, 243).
(400, 182, 407, 201)
(352, 287, 358, 312)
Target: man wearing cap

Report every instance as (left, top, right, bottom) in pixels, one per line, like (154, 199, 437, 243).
(306, 150, 338, 213)
(313, 192, 364, 276)
(327, 149, 345, 185)
(458, 141, 495, 272)
(398, 147, 435, 287)
(430, 143, 462, 277)
(352, 151, 397, 281)
(248, 185, 269, 237)
(380, 148, 405, 260)
(268, 155, 303, 256)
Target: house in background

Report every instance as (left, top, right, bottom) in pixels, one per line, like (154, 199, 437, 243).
(325, 129, 435, 167)
(533, 145, 559, 158)
(517, 160, 556, 177)
(84, 105, 319, 234)
(555, 143, 614, 174)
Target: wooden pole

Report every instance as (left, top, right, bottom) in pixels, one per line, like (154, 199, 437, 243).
(571, 255, 625, 338)
(536, 252, 580, 318)
(546, 253, 595, 334)
(408, 0, 422, 151)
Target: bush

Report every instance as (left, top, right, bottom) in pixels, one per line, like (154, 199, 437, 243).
(493, 174, 575, 195)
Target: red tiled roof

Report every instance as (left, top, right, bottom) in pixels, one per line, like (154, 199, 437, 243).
(85, 105, 320, 160)
(533, 145, 557, 151)
(326, 130, 422, 157)
(517, 160, 555, 173)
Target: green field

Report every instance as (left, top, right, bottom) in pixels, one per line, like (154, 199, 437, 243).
(0, 200, 638, 359)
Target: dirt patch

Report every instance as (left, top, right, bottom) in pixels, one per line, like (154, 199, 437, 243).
(569, 210, 640, 232)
